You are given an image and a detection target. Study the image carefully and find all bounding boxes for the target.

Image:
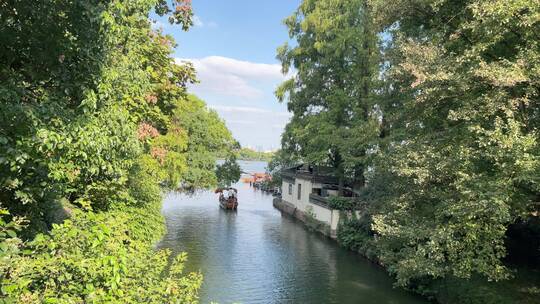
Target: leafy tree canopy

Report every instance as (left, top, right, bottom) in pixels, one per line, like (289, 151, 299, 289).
(279, 0, 540, 291)
(277, 0, 380, 191)
(0, 0, 238, 302)
(367, 0, 540, 286)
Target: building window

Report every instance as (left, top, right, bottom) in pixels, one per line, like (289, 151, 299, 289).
(288, 183, 293, 195)
(297, 183, 302, 200)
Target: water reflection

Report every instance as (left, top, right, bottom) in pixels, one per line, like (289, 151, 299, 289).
(159, 161, 429, 304)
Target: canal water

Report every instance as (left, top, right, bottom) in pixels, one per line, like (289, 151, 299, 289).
(159, 161, 429, 304)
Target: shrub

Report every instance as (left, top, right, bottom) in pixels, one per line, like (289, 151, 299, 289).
(327, 197, 359, 211)
(337, 215, 378, 260)
(1, 203, 202, 303)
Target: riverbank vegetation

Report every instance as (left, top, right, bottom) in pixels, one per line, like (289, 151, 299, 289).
(232, 148, 275, 162)
(1, 1, 239, 302)
(276, 0, 539, 303)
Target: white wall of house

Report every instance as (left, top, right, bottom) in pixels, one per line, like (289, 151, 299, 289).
(306, 202, 333, 224)
(331, 210, 340, 231)
(281, 178, 312, 211)
(281, 180, 295, 205)
(281, 178, 338, 230)
(327, 189, 339, 197)
(296, 177, 312, 211)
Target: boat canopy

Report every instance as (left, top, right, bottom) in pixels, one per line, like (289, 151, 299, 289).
(214, 187, 238, 193)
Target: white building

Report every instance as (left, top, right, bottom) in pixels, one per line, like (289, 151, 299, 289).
(276, 165, 344, 238)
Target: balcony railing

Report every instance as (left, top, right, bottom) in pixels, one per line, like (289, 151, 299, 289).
(309, 193, 331, 208)
(309, 193, 361, 210)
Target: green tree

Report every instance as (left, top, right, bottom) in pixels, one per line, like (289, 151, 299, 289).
(216, 155, 242, 188)
(0, 0, 219, 302)
(266, 149, 300, 187)
(235, 148, 274, 162)
(0, 0, 194, 233)
(277, 0, 380, 193)
(170, 95, 238, 190)
(367, 0, 540, 286)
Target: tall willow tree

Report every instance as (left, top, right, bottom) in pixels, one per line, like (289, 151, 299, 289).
(276, 0, 379, 191)
(367, 0, 540, 286)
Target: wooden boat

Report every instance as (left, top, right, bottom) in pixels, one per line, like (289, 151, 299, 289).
(215, 187, 238, 210)
(241, 173, 271, 185)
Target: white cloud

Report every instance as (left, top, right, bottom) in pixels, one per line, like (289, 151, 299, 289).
(193, 16, 204, 27)
(175, 56, 294, 150)
(192, 15, 217, 28)
(176, 56, 288, 99)
(150, 20, 168, 30)
(227, 120, 256, 125)
(197, 56, 284, 79)
(209, 105, 292, 117)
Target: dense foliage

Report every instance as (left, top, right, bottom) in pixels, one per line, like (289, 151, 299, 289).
(170, 95, 237, 190)
(277, 0, 379, 192)
(336, 215, 378, 261)
(326, 197, 360, 211)
(369, 0, 540, 286)
(1, 203, 202, 303)
(278, 0, 540, 298)
(266, 149, 299, 187)
(215, 155, 242, 188)
(217, 148, 274, 162)
(1, 0, 238, 302)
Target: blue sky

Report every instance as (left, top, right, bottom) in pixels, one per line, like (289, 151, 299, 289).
(152, 1, 300, 151)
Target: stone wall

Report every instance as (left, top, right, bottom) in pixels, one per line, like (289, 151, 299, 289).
(273, 197, 339, 238)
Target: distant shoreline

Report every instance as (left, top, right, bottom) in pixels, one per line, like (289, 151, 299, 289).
(217, 148, 274, 163)
(237, 158, 271, 162)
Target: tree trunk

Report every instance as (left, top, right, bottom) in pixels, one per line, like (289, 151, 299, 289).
(334, 151, 345, 196)
(338, 176, 345, 196)
(354, 164, 365, 190)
